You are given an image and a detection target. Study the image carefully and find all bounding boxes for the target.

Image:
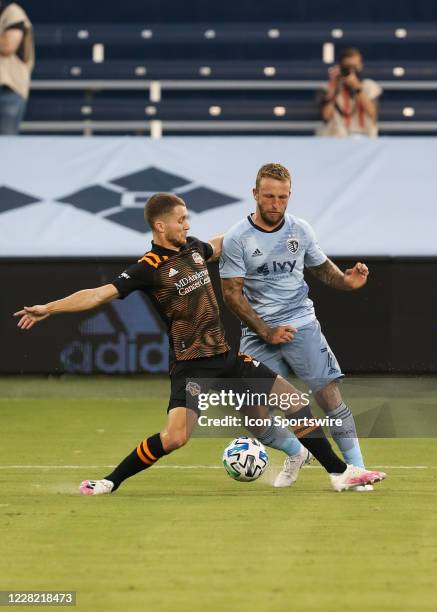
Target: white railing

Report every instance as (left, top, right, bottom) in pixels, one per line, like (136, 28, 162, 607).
(30, 79, 437, 94)
(20, 119, 437, 137)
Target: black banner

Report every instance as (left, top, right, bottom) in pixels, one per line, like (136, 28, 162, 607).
(2, 258, 436, 373)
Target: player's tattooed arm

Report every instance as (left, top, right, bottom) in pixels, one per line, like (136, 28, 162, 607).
(14, 284, 120, 330)
(221, 277, 297, 344)
(207, 234, 224, 262)
(308, 258, 369, 290)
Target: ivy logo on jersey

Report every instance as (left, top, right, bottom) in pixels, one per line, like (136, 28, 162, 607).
(257, 263, 270, 276)
(286, 238, 299, 254)
(192, 251, 203, 265)
(257, 261, 296, 276)
(273, 260, 296, 274)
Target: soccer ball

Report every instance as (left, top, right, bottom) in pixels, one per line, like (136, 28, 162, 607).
(222, 437, 269, 482)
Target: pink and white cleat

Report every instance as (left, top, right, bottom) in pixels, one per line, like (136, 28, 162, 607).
(79, 479, 114, 496)
(330, 465, 386, 492)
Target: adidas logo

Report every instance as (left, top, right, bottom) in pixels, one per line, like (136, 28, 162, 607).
(169, 268, 179, 277)
(60, 293, 169, 374)
(252, 248, 263, 257)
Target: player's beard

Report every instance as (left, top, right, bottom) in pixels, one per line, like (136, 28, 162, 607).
(258, 207, 285, 227)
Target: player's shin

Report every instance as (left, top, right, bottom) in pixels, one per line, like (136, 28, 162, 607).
(288, 405, 347, 474)
(326, 402, 365, 468)
(104, 433, 167, 491)
(270, 376, 347, 474)
(255, 420, 304, 457)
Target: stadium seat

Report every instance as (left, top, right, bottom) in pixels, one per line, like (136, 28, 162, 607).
(33, 22, 437, 46)
(24, 96, 437, 123)
(23, 20, 437, 135)
(32, 59, 437, 82)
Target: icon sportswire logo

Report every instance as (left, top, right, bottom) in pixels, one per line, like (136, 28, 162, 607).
(0, 167, 241, 233)
(60, 292, 169, 373)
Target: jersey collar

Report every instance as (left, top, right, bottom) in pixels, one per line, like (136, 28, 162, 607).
(150, 241, 180, 257)
(247, 214, 285, 233)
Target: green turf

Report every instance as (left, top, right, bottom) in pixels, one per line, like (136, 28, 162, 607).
(1, 377, 437, 612)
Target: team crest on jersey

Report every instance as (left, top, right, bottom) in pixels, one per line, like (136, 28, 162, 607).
(186, 381, 202, 396)
(192, 251, 203, 264)
(286, 238, 299, 254)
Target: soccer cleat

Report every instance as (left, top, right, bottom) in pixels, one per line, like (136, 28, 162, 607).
(274, 447, 314, 487)
(79, 479, 114, 496)
(330, 465, 386, 492)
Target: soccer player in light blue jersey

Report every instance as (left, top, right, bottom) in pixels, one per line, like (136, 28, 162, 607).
(220, 163, 371, 490)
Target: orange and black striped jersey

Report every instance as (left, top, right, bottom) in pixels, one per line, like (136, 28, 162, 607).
(112, 236, 230, 363)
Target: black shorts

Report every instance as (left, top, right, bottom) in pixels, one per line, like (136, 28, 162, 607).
(168, 349, 277, 412)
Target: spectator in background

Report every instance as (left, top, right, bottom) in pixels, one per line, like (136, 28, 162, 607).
(0, 1, 34, 134)
(318, 47, 382, 138)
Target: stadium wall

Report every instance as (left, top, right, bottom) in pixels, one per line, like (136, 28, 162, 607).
(1, 137, 436, 257)
(2, 257, 436, 374)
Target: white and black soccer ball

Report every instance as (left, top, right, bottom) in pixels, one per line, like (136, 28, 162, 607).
(222, 437, 269, 482)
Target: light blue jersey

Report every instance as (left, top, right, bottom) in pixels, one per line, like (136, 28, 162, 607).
(220, 214, 327, 333)
(220, 213, 364, 469)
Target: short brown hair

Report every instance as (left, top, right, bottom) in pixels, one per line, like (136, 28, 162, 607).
(144, 192, 185, 229)
(255, 163, 291, 190)
(339, 47, 362, 62)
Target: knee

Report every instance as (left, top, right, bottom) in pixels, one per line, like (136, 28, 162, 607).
(161, 428, 190, 453)
(315, 381, 342, 412)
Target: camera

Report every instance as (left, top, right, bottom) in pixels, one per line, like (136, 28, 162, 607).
(341, 65, 356, 77)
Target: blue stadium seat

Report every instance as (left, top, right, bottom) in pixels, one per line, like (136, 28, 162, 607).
(32, 59, 437, 81)
(33, 22, 437, 46)
(22, 19, 437, 135)
(25, 96, 437, 122)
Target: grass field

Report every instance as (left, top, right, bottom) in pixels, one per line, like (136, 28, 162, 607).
(1, 376, 437, 612)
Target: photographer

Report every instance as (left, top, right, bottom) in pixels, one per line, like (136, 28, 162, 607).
(0, 1, 34, 135)
(318, 47, 382, 138)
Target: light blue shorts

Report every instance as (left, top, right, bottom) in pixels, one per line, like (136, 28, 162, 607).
(240, 319, 344, 392)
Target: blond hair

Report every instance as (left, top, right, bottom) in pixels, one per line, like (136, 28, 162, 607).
(255, 163, 291, 190)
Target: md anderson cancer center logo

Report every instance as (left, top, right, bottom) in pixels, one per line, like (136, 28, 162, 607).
(174, 269, 210, 295)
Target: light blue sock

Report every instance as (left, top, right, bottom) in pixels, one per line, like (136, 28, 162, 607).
(327, 402, 364, 468)
(256, 421, 303, 457)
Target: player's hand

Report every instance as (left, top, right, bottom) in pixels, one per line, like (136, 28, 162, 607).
(265, 325, 297, 344)
(343, 262, 369, 290)
(328, 64, 341, 81)
(13, 305, 50, 330)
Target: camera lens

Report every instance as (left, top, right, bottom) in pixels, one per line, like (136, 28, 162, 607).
(341, 66, 355, 77)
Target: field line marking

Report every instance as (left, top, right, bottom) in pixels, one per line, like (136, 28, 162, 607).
(0, 397, 167, 401)
(0, 465, 436, 470)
